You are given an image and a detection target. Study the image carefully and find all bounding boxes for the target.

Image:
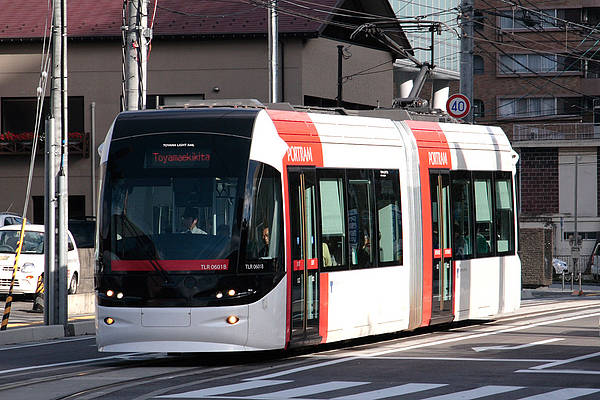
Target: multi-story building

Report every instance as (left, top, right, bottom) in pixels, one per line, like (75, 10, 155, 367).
(473, 0, 600, 284)
(389, 0, 461, 72)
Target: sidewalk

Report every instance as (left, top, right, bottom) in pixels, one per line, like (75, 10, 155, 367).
(0, 293, 95, 346)
(521, 283, 600, 299)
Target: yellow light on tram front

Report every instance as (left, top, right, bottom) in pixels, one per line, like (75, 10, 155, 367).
(226, 315, 239, 325)
(104, 317, 115, 325)
(106, 289, 115, 297)
(227, 289, 236, 297)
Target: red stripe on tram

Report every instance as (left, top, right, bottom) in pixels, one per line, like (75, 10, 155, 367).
(405, 120, 452, 327)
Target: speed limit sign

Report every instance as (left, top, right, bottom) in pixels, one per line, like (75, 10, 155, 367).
(446, 94, 471, 119)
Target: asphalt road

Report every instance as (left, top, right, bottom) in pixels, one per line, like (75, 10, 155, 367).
(1, 296, 600, 399)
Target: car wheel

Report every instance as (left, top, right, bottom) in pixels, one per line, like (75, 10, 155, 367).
(68, 272, 78, 295)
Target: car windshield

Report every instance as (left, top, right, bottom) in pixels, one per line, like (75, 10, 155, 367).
(0, 231, 44, 254)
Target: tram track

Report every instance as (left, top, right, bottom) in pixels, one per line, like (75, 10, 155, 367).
(0, 348, 320, 400)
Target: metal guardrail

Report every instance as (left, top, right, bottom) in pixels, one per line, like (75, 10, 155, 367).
(513, 123, 599, 142)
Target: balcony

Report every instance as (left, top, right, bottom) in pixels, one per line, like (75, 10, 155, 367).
(0, 132, 89, 157)
(512, 123, 600, 147)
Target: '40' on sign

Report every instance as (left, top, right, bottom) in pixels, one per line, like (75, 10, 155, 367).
(446, 94, 470, 119)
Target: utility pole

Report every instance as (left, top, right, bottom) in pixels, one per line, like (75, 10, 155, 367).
(124, 0, 149, 110)
(48, 0, 68, 327)
(126, 0, 139, 110)
(337, 45, 343, 107)
(268, 0, 280, 103)
(460, 0, 474, 123)
(57, 0, 69, 326)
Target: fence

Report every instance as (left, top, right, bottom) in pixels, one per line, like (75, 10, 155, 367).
(513, 123, 598, 142)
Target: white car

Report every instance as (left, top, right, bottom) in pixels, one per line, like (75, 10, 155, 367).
(0, 224, 81, 295)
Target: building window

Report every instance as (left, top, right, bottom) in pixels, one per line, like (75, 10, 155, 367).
(473, 99, 485, 118)
(474, 55, 484, 74)
(498, 97, 555, 118)
(500, 9, 557, 30)
(1, 97, 84, 141)
(499, 54, 581, 74)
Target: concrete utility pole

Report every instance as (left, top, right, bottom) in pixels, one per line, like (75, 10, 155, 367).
(48, 0, 68, 327)
(460, 0, 474, 123)
(268, 0, 280, 103)
(125, 0, 149, 110)
(126, 0, 139, 110)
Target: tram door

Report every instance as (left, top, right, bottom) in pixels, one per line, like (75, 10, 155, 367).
(430, 172, 454, 323)
(288, 169, 320, 343)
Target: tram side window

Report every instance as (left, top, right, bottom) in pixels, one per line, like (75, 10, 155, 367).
(375, 170, 402, 265)
(245, 162, 283, 269)
(348, 170, 375, 269)
(451, 173, 473, 259)
(318, 170, 347, 269)
(473, 174, 494, 257)
(495, 173, 514, 254)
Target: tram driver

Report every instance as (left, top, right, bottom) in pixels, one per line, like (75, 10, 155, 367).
(181, 208, 207, 234)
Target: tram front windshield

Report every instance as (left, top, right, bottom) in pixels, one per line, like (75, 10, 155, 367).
(98, 131, 283, 307)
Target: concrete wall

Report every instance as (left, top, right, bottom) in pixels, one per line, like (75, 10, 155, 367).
(302, 37, 394, 108)
(77, 248, 94, 294)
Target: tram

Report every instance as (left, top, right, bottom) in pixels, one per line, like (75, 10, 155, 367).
(95, 104, 520, 352)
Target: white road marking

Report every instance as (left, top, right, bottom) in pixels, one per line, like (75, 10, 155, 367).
(517, 388, 600, 399)
(361, 356, 557, 363)
(0, 352, 141, 375)
(420, 385, 523, 399)
(257, 381, 368, 399)
(472, 338, 564, 352)
(330, 383, 447, 400)
(0, 336, 94, 351)
(529, 351, 600, 370)
(517, 369, 600, 375)
(248, 312, 600, 381)
(157, 380, 291, 398)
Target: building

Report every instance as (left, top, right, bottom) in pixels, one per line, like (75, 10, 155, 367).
(0, 0, 409, 223)
(389, 0, 461, 72)
(472, 0, 600, 283)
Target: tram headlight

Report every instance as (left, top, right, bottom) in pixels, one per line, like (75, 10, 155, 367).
(216, 292, 223, 299)
(106, 289, 115, 297)
(116, 292, 124, 299)
(104, 317, 115, 325)
(226, 315, 239, 325)
(227, 289, 236, 297)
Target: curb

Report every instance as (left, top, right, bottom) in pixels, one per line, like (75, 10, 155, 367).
(0, 320, 95, 346)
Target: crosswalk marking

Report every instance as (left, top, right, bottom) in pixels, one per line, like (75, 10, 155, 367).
(518, 388, 600, 400)
(330, 383, 447, 400)
(257, 381, 367, 399)
(421, 385, 524, 399)
(157, 380, 291, 398)
(156, 380, 600, 400)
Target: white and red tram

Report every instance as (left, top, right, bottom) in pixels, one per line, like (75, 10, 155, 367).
(95, 106, 520, 352)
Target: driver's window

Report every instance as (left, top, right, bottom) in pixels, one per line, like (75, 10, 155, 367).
(245, 162, 282, 262)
